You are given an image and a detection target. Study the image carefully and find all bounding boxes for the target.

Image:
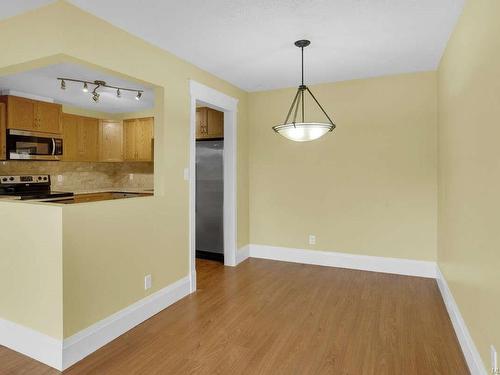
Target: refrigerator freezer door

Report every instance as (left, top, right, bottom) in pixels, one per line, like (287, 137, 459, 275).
(196, 140, 224, 255)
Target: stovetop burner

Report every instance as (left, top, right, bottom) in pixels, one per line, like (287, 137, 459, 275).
(0, 175, 74, 200)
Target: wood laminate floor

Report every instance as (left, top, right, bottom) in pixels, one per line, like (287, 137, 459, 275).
(0, 258, 469, 375)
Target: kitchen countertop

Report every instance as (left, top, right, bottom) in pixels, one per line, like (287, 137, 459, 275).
(59, 187, 154, 195)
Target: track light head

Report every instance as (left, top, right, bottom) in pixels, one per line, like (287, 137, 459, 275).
(92, 91, 100, 102)
(60, 80, 66, 90)
(82, 82, 89, 93)
(117, 88, 121, 98)
(136, 91, 142, 100)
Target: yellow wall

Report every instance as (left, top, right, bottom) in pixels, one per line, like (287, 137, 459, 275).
(249, 72, 437, 260)
(438, 0, 500, 369)
(0, 202, 63, 339)
(0, 1, 248, 338)
(62, 197, 186, 337)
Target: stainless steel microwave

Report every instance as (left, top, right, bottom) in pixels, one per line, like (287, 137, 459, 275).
(7, 129, 63, 160)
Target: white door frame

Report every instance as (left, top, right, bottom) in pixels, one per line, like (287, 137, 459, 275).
(189, 80, 238, 292)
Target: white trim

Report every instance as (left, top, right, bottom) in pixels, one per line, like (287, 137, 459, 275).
(0, 318, 63, 370)
(62, 275, 190, 370)
(189, 80, 239, 291)
(0, 276, 190, 371)
(235, 245, 250, 265)
(249, 244, 437, 278)
(436, 268, 487, 375)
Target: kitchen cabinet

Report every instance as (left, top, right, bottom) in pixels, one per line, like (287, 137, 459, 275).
(99, 120, 123, 162)
(62, 114, 99, 162)
(196, 107, 223, 139)
(0, 103, 5, 160)
(0, 95, 62, 134)
(123, 117, 154, 162)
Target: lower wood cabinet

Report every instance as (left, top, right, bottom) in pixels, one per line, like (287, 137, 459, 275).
(123, 117, 154, 162)
(62, 114, 99, 162)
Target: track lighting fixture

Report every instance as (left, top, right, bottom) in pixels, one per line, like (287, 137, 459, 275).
(57, 77, 143, 104)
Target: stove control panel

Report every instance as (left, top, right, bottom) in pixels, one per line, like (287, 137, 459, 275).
(0, 175, 50, 185)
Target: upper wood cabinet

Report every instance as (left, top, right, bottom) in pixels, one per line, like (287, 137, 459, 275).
(0, 103, 5, 160)
(100, 120, 123, 162)
(196, 107, 223, 139)
(123, 117, 154, 162)
(0, 96, 62, 134)
(62, 114, 99, 162)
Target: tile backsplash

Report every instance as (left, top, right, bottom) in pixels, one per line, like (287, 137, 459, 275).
(0, 161, 153, 192)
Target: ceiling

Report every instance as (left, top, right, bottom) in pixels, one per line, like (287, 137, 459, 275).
(0, 0, 464, 92)
(0, 63, 154, 113)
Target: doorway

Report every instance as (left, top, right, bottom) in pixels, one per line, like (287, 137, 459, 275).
(189, 80, 238, 292)
(195, 108, 224, 263)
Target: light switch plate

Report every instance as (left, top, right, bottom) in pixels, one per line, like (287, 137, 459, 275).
(183, 168, 189, 181)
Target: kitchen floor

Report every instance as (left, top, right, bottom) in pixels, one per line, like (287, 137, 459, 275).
(0, 259, 469, 375)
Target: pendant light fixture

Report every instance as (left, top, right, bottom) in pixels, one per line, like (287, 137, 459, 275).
(272, 40, 336, 142)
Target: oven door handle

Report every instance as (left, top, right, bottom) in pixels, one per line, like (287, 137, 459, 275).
(51, 138, 56, 155)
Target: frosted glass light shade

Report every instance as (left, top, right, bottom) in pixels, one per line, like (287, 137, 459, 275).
(272, 122, 333, 142)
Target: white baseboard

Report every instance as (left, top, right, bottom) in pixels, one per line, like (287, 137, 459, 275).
(62, 275, 190, 370)
(0, 318, 63, 370)
(249, 244, 437, 278)
(0, 276, 191, 371)
(235, 245, 249, 265)
(436, 268, 487, 375)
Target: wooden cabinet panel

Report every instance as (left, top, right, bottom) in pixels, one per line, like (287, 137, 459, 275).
(124, 117, 154, 162)
(6, 96, 35, 131)
(0, 103, 5, 160)
(2, 96, 62, 134)
(100, 120, 123, 162)
(80, 117, 99, 161)
(207, 108, 223, 138)
(196, 108, 208, 139)
(196, 107, 223, 139)
(123, 119, 137, 161)
(136, 117, 154, 161)
(35, 101, 62, 134)
(62, 114, 79, 161)
(62, 114, 99, 162)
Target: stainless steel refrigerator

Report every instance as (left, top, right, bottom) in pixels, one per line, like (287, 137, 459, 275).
(196, 140, 224, 261)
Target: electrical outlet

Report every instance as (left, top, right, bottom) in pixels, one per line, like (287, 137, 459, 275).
(57, 175, 63, 183)
(144, 274, 152, 290)
(129, 173, 134, 181)
(308, 234, 316, 245)
(491, 345, 499, 374)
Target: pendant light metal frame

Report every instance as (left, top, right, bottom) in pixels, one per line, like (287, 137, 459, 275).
(272, 40, 336, 141)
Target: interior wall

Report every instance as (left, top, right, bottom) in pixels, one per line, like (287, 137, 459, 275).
(249, 72, 437, 260)
(0, 202, 63, 339)
(438, 0, 500, 368)
(0, 1, 249, 337)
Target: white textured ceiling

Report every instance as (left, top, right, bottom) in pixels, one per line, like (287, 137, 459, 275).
(0, 0, 464, 92)
(0, 63, 154, 113)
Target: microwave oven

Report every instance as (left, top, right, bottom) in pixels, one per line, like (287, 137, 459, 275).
(7, 129, 63, 160)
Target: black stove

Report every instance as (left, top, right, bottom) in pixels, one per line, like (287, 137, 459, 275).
(0, 175, 74, 200)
